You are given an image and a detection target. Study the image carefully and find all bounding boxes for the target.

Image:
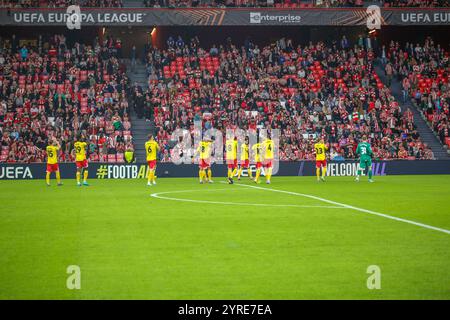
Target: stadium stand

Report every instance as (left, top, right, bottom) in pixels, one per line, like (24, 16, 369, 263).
(385, 37, 449, 149)
(1, 0, 448, 9)
(141, 0, 448, 8)
(0, 0, 124, 8)
(142, 36, 434, 161)
(0, 34, 132, 163)
(381, 0, 450, 8)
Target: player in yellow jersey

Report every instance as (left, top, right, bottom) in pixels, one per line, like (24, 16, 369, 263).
(225, 136, 238, 184)
(314, 137, 328, 182)
(252, 140, 263, 184)
(237, 136, 252, 180)
(45, 137, 62, 186)
(145, 134, 159, 186)
(74, 134, 89, 186)
(262, 133, 274, 184)
(196, 138, 213, 184)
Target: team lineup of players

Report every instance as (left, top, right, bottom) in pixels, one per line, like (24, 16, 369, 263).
(44, 133, 374, 186)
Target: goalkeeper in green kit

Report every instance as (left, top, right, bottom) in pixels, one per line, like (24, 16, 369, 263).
(355, 135, 374, 183)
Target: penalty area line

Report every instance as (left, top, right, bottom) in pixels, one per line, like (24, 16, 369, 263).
(234, 183, 450, 235)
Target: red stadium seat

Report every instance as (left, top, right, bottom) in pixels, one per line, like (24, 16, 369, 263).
(80, 106, 89, 114)
(90, 154, 99, 162)
(116, 153, 124, 163)
(107, 154, 117, 163)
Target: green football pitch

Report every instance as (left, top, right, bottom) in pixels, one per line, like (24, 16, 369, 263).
(0, 175, 449, 300)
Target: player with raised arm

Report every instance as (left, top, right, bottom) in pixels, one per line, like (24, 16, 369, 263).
(196, 138, 213, 184)
(45, 137, 62, 186)
(145, 134, 159, 186)
(225, 136, 238, 184)
(356, 135, 374, 183)
(237, 136, 252, 181)
(314, 137, 328, 182)
(262, 133, 274, 184)
(252, 138, 263, 184)
(74, 134, 89, 186)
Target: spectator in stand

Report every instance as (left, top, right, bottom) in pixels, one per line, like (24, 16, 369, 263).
(131, 45, 137, 72)
(385, 62, 394, 87)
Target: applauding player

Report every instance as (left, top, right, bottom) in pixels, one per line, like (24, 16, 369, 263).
(74, 135, 89, 186)
(262, 133, 274, 184)
(196, 138, 213, 184)
(45, 137, 62, 187)
(252, 140, 263, 184)
(237, 136, 251, 181)
(314, 138, 328, 182)
(145, 134, 159, 186)
(225, 136, 238, 184)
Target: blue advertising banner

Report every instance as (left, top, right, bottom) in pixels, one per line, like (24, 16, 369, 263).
(0, 160, 449, 180)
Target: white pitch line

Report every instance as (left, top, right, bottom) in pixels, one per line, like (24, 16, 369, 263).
(234, 183, 450, 235)
(150, 189, 344, 209)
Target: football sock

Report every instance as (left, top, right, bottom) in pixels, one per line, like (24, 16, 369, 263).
(151, 170, 156, 183)
(237, 168, 243, 179)
(83, 170, 88, 182)
(357, 169, 362, 177)
(322, 166, 327, 178)
(46, 172, 50, 185)
(76, 172, 81, 184)
(227, 168, 232, 178)
(207, 169, 212, 180)
(316, 168, 321, 180)
(255, 169, 260, 182)
(248, 168, 253, 179)
(56, 171, 61, 184)
(148, 170, 155, 182)
(266, 168, 272, 181)
(232, 168, 237, 177)
(368, 170, 373, 180)
(199, 169, 203, 181)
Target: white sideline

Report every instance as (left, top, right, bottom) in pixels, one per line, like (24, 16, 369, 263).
(234, 183, 450, 235)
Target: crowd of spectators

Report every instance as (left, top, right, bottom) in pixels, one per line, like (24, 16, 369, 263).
(142, 0, 449, 8)
(382, 0, 450, 7)
(0, 34, 132, 163)
(0, 0, 447, 8)
(386, 37, 449, 148)
(141, 35, 434, 162)
(0, 0, 123, 8)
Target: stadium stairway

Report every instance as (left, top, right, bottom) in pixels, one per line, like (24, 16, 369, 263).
(125, 59, 156, 162)
(374, 60, 450, 159)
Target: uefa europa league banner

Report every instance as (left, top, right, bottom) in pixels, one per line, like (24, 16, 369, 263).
(0, 8, 449, 27)
(1, 161, 450, 180)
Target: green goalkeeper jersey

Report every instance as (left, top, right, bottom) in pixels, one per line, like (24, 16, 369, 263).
(356, 142, 373, 161)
